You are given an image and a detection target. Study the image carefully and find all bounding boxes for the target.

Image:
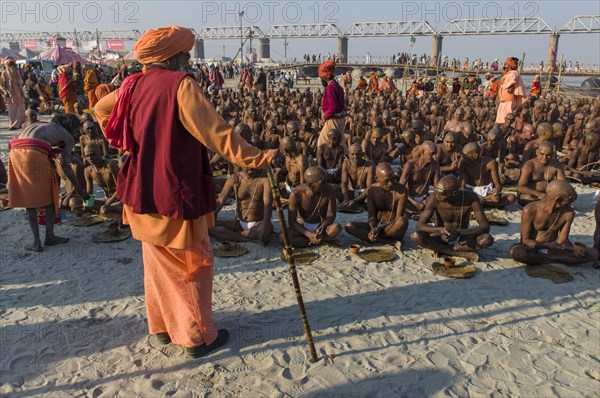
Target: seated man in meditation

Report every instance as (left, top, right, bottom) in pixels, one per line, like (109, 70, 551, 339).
(345, 163, 408, 246)
(83, 143, 122, 220)
(210, 167, 273, 245)
(459, 142, 516, 209)
(317, 129, 345, 183)
(517, 141, 566, 206)
(400, 140, 440, 212)
(437, 132, 462, 176)
(280, 136, 308, 195)
(283, 166, 342, 247)
(510, 180, 599, 265)
(411, 175, 493, 261)
(362, 127, 388, 167)
(340, 144, 374, 207)
(566, 132, 600, 185)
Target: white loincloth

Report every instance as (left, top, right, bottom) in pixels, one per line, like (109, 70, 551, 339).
(467, 183, 495, 198)
(414, 195, 427, 203)
(239, 220, 259, 231)
(326, 168, 337, 175)
(303, 222, 321, 233)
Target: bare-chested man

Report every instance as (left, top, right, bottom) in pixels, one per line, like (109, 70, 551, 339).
(82, 143, 123, 220)
(411, 175, 493, 261)
(437, 133, 462, 176)
(362, 127, 388, 166)
(443, 108, 466, 135)
(522, 123, 554, 164)
(341, 144, 374, 206)
(517, 141, 566, 206)
(210, 167, 273, 244)
(510, 180, 599, 265)
(345, 163, 408, 246)
(459, 143, 516, 208)
(317, 129, 345, 183)
(563, 113, 585, 153)
(79, 120, 109, 159)
(566, 132, 600, 184)
(480, 127, 507, 175)
(280, 136, 308, 194)
(8, 121, 89, 251)
(400, 140, 440, 212)
(283, 166, 342, 247)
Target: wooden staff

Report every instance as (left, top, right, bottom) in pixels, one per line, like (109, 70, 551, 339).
(265, 165, 319, 363)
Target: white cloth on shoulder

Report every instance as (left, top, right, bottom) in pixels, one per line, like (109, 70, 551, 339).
(467, 183, 495, 198)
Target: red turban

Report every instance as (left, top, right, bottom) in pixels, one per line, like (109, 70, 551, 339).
(318, 59, 336, 78)
(134, 25, 195, 64)
(504, 57, 518, 70)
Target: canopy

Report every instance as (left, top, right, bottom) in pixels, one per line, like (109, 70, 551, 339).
(123, 51, 136, 60)
(19, 48, 39, 58)
(38, 46, 85, 64)
(0, 47, 25, 60)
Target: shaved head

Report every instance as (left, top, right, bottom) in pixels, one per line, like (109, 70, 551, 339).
(523, 124, 534, 135)
(305, 166, 326, 184)
(487, 126, 500, 141)
(536, 122, 553, 140)
(435, 175, 460, 195)
(375, 162, 393, 179)
(463, 142, 480, 156)
(546, 180, 577, 203)
(349, 144, 362, 154)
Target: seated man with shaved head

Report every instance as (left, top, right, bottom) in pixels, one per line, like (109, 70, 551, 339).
(437, 133, 462, 176)
(566, 132, 600, 184)
(400, 140, 440, 212)
(521, 123, 555, 164)
(459, 142, 516, 209)
(341, 144, 375, 207)
(480, 126, 507, 177)
(517, 141, 566, 206)
(317, 129, 345, 183)
(280, 136, 308, 195)
(83, 142, 123, 220)
(510, 180, 599, 265)
(507, 123, 535, 168)
(362, 127, 388, 167)
(283, 166, 342, 247)
(411, 175, 493, 261)
(210, 167, 274, 245)
(345, 163, 408, 246)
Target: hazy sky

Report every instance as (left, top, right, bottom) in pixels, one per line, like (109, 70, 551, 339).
(1, 0, 599, 65)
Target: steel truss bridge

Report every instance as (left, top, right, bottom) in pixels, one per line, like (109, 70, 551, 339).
(1, 15, 598, 64)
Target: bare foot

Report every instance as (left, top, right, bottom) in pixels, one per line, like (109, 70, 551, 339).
(44, 235, 69, 246)
(25, 242, 43, 252)
(394, 241, 403, 251)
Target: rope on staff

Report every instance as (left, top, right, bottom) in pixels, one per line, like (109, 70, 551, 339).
(265, 165, 319, 363)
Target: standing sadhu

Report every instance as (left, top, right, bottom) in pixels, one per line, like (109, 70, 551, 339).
(495, 57, 527, 124)
(316, 59, 346, 151)
(95, 25, 282, 358)
(0, 57, 26, 129)
(58, 64, 77, 114)
(83, 64, 99, 109)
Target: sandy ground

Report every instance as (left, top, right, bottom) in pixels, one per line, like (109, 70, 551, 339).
(1, 112, 599, 398)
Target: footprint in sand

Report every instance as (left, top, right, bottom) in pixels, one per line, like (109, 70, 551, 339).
(280, 348, 308, 381)
(8, 354, 35, 372)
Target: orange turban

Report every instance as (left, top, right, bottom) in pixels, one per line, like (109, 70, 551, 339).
(134, 25, 195, 64)
(504, 57, 518, 70)
(318, 59, 336, 78)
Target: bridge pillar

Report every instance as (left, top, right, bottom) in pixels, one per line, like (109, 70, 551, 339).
(259, 38, 271, 59)
(431, 34, 443, 67)
(194, 39, 205, 60)
(338, 36, 348, 63)
(546, 32, 560, 71)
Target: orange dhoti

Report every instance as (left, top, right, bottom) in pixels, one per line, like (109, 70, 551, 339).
(123, 205, 218, 347)
(8, 138, 60, 213)
(61, 91, 77, 114)
(87, 90, 99, 109)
